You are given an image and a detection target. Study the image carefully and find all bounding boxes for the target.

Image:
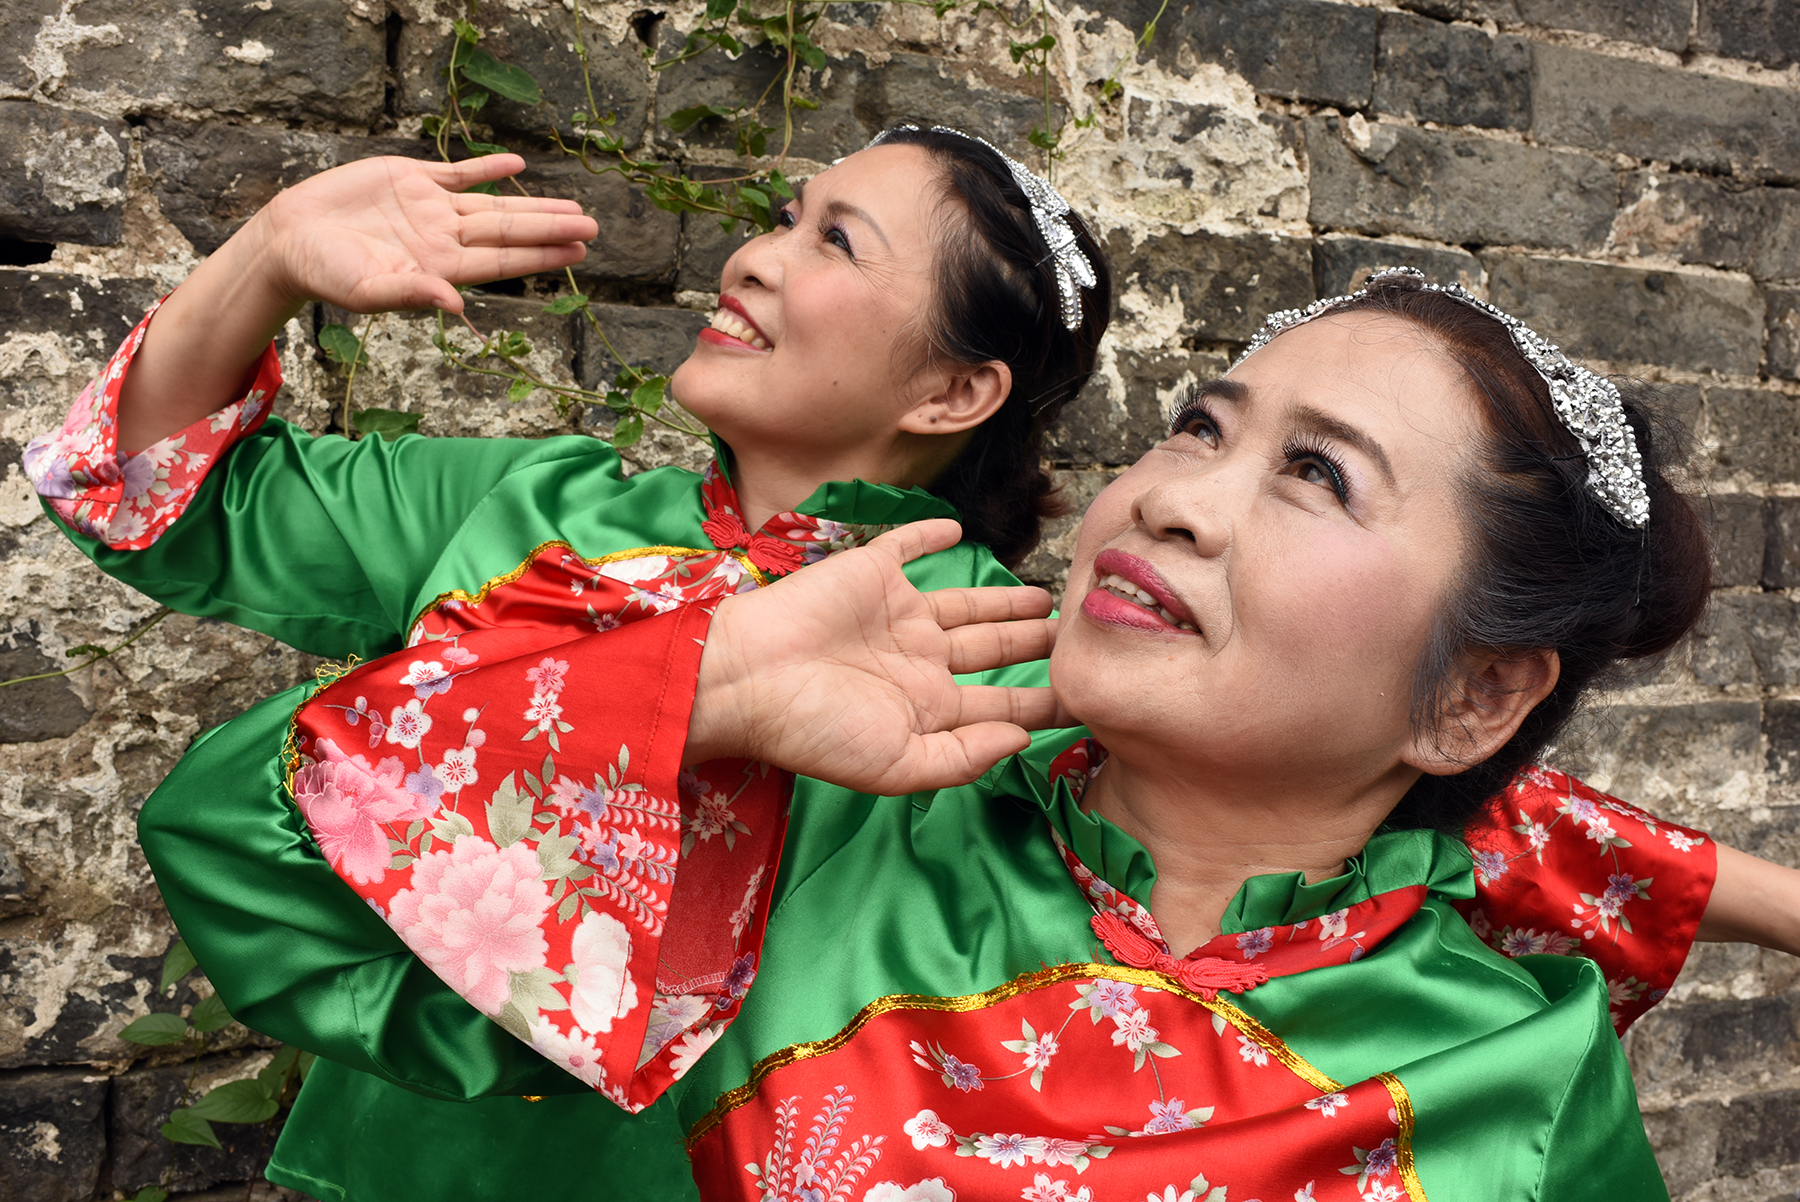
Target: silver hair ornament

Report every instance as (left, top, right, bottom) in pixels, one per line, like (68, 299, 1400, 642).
(1233, 266, 1651, 529)
(868, 124, 1097, 331)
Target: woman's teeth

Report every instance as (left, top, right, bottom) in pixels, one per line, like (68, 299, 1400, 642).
(1098, 574, 1197, 632)
(710, 308, 770, 349)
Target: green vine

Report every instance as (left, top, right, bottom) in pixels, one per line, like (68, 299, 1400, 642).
(0, 605, 173, 691)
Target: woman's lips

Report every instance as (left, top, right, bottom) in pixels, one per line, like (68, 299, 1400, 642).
(1081, 585, 1197, 635)
(1087, 548, 1199, 634)
(704, 295, 771, 350)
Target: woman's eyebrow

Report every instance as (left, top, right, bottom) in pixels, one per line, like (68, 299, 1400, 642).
(819, 198, 890, 248)
(1291, 404, 1396, 486)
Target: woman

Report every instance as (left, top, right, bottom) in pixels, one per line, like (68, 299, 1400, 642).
(24, 129, 1784, 1195)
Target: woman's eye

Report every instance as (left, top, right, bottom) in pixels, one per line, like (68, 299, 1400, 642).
(824, 224, 852, 253)
(776, 208, 798, 229)
(1288, 452, 1349, 502)
(1167, 403, 1220, 446)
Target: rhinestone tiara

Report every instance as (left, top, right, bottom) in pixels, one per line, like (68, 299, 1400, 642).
(1233, 267, 1650, 529)
(868, 124, 1097, 331)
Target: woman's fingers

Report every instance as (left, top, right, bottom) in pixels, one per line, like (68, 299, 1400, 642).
(445, 242, 591, 285)
(927, 585, 1054, 629)
(950, 685, 1063, 733)
(942, 617, 1056, 675)
(456, 210, 601, 248)
(423, 153, 528, 189)
(883, 725, 1034, 793)
(451, 192, 589, 217)
(863, 519, 966, 567)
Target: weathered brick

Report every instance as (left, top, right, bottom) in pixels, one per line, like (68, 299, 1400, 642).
(1768, 699, 1800, 788)
(1767, 497, 1800, 588)
(1014, 467, 1124, 595)
(15, 0, 385, 126)
(1108, 227, 1314, 344)
(1703, 387, 1800, 484)
(1678, 995, 1800, 1075)
(110, 1055, 287, 1196)
(1398, 0, 1691, 52)
(1767, 286, 1800, 379)
(1312, 234, 1480, 296)
(1305, 117, 1615, 252)
(1372, 12, 1531, 130)
(1689, 595, 1757, 689)
(395, 7, 650, 150)
(575, 303, 707, 391)
(1614, 171, 1800, 282)
(1483, 255, 1765, 375)
(144, 125, 433, 256)
(1695, 0, 1800, 70)
(1549, 700, 1763, 809)
(0, 1067, 107, 1202)
(1702, 494, 1768, 589)
(525, 159, 680, 285)
(1127, 0, 1378, 108)
(1714, 1087, 1800, 1176)
(855, 51, 1050, 151)
(677, 208, 756, 295)
(0, 102, 127, 247)
(1732, 593, 1800, 686)
(0, 633, 90, 744)
(1045, 349, 1230, 467)
(0, 274, 160, 415)
(655, 39, 866, 163)
(1640, 1099, 1725, 1198)
(1533, 44, 1800, 183)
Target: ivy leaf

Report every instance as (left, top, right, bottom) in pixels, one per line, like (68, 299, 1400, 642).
(506, 377, 535, 403)
(64, 643, 107, 658)
(629, 376, 667, 416)
(159, 939, 198, 995)
(464, 181, 502, 196)
(119, 1013, 190, 1046)
(189, 992, 234, 1034)
(767, 169, 794, 198)
(1009, 33, 1056, 62)
(704, 0, 736, 20)
(665, 103, 736, 134)
(131, 1188, 170, 1202)
(452, 17, 481, 44)
(352, 408, 422, 441)
(317, 323, 363, 367)
(612, 412, 645, 448)
(160, 1108, 223, 1149)
(459, 87, 490, 113)
(297, 1050, 316, 1081)
(797, 39, 826, 70)
(187, 1078, 279, 1125)
(460, 47, 542, 105)
(543, 292, 590, 314)
(461, 139, 513, 157)
(257, 1045, 304, 1091)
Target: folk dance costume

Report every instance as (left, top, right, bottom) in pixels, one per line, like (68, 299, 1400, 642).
(28, 303, 1714, 1200)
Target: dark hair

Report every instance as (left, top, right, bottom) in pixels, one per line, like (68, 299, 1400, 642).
(1319, 274, 1712, 833)
(872, 125, 1113, 567)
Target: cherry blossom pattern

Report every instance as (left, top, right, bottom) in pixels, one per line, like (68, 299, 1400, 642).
(743, 1087, 885, 1202)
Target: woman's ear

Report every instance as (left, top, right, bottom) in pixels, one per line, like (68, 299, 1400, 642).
(1403, 648, 1561, 777)
(898, 361, 1013, 436)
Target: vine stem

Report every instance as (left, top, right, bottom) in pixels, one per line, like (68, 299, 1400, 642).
(341, 311, 381, 438)
(0, 606, 174, 691)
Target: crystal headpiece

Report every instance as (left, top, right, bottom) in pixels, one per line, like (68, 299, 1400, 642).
(1233, 267, 1650, 529)
(868, 124, 1097, 331)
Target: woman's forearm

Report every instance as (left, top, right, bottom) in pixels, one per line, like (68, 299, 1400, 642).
(1698, 843, 1800, 956)
(117, 211, 304, 455)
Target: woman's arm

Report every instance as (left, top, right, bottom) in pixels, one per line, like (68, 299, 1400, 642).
(117, 153, 594, 453)
(1699, 844, 1800, 956)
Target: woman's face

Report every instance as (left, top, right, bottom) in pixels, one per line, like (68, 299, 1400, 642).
(1050, 311, 1484, 793)
(668, 143, 947, 459)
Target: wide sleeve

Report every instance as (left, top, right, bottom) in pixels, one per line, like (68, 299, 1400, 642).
(1455, 766, 1716, 1033)
(27, 301, 628, 659)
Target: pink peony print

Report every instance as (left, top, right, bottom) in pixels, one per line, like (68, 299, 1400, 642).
(567, 911, 638, 1034)
(293, 739, 436, 885)
(387, 836, 553, 1015)
(526, 1016, 606, 1087)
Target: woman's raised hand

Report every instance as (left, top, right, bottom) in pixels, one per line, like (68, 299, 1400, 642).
(258, 154, 597, 316)
(118, 154, 595, 453)
(686, 520, 1065, 794)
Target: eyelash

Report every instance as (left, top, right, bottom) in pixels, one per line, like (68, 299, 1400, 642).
(1165, 398, 1352, 504)
(775, 207, 852, 256)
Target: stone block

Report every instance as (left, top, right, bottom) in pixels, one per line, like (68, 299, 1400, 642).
(522, 160, 679, 285)
(656, 38, 867, 163)
(575, 304, 708, 392)
(1127, 0, 1377, 108)
(1013, 467, 1123, 596)
(1532, 44, 1800, 183)
(1701, 494, 1767, 589)
(1688, 593, 1757, 689)
(1548, 700, 1762, 815)
(1714, 1087, 1800, 1177)
(1304, 116, 1615, 252)
(1733, 594, 1800, 686)
(0, 1066, 107, 1202)
(0, 274, 160, 414)
(12, 0, 385, 126)
(109, 1056, 286, 1195)
(0, 102, 127, 247)
(1107, 227, 1314, 344)
(1311, 234, 1480, 297)
(1767, 286, 1800, 379)
(1767, 699, 1800, 788)
(1118, 99, 1306, 229)
(676, 183, 756, 295)
(0, 632, 90, 743)
(1703, 387, 1800, 485)
(1677, 994, 1800, 1076)
(144, 125, 434, 256)
(1045, 348, 1229, 466)
(853, 51, 1049, 152)
(1695, 0, 1800, 70)
(1483, 255, 1765, 375)
(1372, 12, 1531, 130)
(1614, 171, 1800, 282)
(1397, 0, 1691, 52)
(1767, 497, 1800, 588)
(394, 7, 650, 150)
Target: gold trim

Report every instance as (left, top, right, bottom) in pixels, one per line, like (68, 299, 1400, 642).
(280, 654, 363, 797)
(685, 962, 1343, 1148)
(1375, 1071, 1426, 1201)
(407, 539, 764, 633)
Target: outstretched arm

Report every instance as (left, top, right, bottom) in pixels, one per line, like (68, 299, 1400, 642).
(1699, 844, 1800, 957)
(118, 153, 597, 453)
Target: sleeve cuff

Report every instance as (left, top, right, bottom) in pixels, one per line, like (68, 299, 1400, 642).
(22, 296, 282, 550)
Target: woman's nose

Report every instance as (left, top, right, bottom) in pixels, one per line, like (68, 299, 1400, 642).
(720, 228, 784, 293)
(1132, 475, 1231, 559)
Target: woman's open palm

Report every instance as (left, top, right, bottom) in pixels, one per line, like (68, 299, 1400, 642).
(693, 520, 1064, 794)
(260, 154, 597, 315)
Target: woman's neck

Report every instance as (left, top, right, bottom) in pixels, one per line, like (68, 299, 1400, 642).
(722, 432, 968, 532)
(1081, 751, 1407, 958)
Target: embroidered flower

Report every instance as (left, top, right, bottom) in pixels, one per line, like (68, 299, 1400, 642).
(903, 1109, 952, 1150)
(567, 910, 638, 1034)
(385, 698, 433, 749)
(1501, 927, 1549, 956)
(387, 836, 552, 1016)
(1665, 829, 1704, 852)
(549, 775, 586, 813)
(730, 866, 766, 942)
(1306, 1092, 1350, 1117)
(1110, 1008, 1158, 1053)
(1366, 1138, 1399, 1177)
(863, 1182, 955, 1202)
(403, 764, 446, 803)
(1034, 1138, 1092, 1167)
(436, 746, 478, 791)
(940, 1052, 984, 1092)
(526, 1016, 606, 1087)
(720, 952, 757, 1003)
(1317, 909, 1349, 939)
(669, 1024, 722, 1079)
(1584, 816, 1619, 846)
(1087, 979, 1138, 1017)
(1236, 927, 1274, 959)
(1022, 1175, 1074, 1202)
(399, 660, 452, 698)
(524, 656, 570, 692)
(1561, 793, 1600, 824)
(293, 739, 435, 885)
(440, 644, 479, 667)
(524, 691, 564, 733)
(1236, 1034, 1270, 1067)
(1472, 850, 1509, 886)
(1143, 1098, 1202, 1135)
(973, 1133, 1039, 1168)
(1525, 822, 1552, 852)
(1021, 1029, 1059, 1069)
(651, 992, 711, 1030)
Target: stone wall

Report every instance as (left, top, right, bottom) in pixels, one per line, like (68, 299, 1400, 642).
(1, 1, 1796, 1198)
